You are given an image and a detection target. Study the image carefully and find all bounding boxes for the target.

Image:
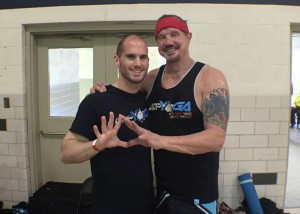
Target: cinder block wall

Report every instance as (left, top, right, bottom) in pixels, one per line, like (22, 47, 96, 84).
(0, 3, 297, 209)
(220, 95, 290, 208)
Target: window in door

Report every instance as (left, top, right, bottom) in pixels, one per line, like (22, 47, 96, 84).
(49, 48, 93, 117)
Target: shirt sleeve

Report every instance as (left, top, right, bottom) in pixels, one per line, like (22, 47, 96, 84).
(69, 96, 99, 140)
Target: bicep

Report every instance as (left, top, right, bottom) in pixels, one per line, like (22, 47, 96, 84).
(203, 88, 229, 131)
(64, 131, 89, 142)
(196, 67, 230, 131)
(61, 131, 89, 150)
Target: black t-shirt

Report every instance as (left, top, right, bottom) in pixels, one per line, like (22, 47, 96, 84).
(70, 85, 153, 213)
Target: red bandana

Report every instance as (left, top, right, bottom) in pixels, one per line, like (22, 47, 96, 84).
(154, 17, 189, 37)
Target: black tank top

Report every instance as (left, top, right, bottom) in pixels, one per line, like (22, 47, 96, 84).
(147, 62, 219, 202)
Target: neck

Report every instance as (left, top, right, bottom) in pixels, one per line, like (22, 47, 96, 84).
(112, 80, 140, 94)
(165, 57, 194, 75)
(161, 58, 195, 89)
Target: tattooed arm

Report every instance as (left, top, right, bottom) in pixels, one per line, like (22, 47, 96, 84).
(123, 65, 230, 155)
(188, 65, 230, 153)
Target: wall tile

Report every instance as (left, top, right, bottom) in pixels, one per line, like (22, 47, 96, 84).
(9, 144, 27, 156)
(19, 179, 29, 192)
(6, 119, 27, 132)
(15, 107, 26, 119)
(17, 156, 29, 168)
(16, 131, 28, 144)
(269, 135, 288, 147)
(0, 166, 11, 178)
(254, 148, 279, 160)
(270, 109, 289, 122)
(221, 185, 239, 198)
(0, 144, 9, 155)
(279, 148, 288, 160)
(256, 96, 281, 108)
(0, 178, 19, 190)
(230, 96, 255, 108)
(219, 161, 239, 173)
(225, 148, 253, 161)
(229, 109, 241, 122)
(241, 109, 270, 121)
(0, 108, 15, 118)
(0, 131, 17, 143)
(267, 160, 287, 172)
(11, 168, 28, 180)
(12, 190, 29, 202)
(0, 155, 17, 167)
(224, 135, 240, 148)
(266, 184, 285, 197)
(0, 189, 12, 201)
(240, 135, 268, 147)
(277, 172, 286, 185)
(223, 173, 240, 185)
(255, 122, 280, 134)
(227, 122, 255, 135)
(238, 161, 267, 173)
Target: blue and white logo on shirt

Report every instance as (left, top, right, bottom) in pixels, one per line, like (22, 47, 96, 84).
(126, 108, 148, 123)
(148, 101, 192, 119)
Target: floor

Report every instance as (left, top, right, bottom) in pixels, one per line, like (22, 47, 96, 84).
(285, 208, 300, 214)
(284, 127, 300, 214)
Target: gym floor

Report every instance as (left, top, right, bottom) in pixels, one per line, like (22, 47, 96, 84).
(284, 127, 300, 213)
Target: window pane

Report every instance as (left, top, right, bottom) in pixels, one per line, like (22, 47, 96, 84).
(148, 47, 166, 72)
(49, 48, 93, 117)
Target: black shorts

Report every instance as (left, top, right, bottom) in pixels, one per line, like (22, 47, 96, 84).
(155, 192, 216, 214)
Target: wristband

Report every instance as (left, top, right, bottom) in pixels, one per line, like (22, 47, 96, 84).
(92, 139, 101, 152)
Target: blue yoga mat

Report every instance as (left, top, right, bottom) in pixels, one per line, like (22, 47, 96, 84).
(238, 173, 264, 214)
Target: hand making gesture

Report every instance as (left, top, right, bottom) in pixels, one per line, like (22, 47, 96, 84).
(92, 112, 128, 151)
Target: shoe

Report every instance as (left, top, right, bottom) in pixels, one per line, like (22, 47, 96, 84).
(290, 124, 295, 128)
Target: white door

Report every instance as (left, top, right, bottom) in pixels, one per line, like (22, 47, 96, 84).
(36, 33, 161, 184)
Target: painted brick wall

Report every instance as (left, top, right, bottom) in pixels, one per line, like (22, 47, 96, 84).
(219, 95, 289, 208)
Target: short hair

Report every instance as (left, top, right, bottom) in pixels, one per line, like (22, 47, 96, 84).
(115, 34, 146, 57)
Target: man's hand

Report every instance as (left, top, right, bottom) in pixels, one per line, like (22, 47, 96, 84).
(90, 82, 107, 94)
(93, 112, 128, 151)
(122, 116, 161, 150)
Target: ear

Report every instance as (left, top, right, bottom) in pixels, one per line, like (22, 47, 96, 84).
(113, 55, 120, 66)
(187, 32, 192, 40)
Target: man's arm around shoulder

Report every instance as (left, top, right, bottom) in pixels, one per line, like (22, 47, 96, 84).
(140, 69, 158, 94)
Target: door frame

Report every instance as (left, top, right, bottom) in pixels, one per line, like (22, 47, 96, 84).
(25, 21, 156, 193)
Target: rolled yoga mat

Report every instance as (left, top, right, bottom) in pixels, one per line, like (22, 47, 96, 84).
(238, 173, 264, 214)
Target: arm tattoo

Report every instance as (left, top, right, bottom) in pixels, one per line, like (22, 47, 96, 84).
(203, 88, 230, 131)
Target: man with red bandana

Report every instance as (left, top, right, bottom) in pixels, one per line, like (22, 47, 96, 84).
(92, 14, 230, 214)
(122, 15, 230, 214)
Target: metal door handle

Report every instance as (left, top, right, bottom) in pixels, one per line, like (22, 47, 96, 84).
(40, 130, 65, 136)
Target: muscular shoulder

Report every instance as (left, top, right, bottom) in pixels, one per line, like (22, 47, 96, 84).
(200, 65, 227, 86)
(197, 65, 228, 94)
(195, 65, 229, 107)
(141, 68, 159, 93)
